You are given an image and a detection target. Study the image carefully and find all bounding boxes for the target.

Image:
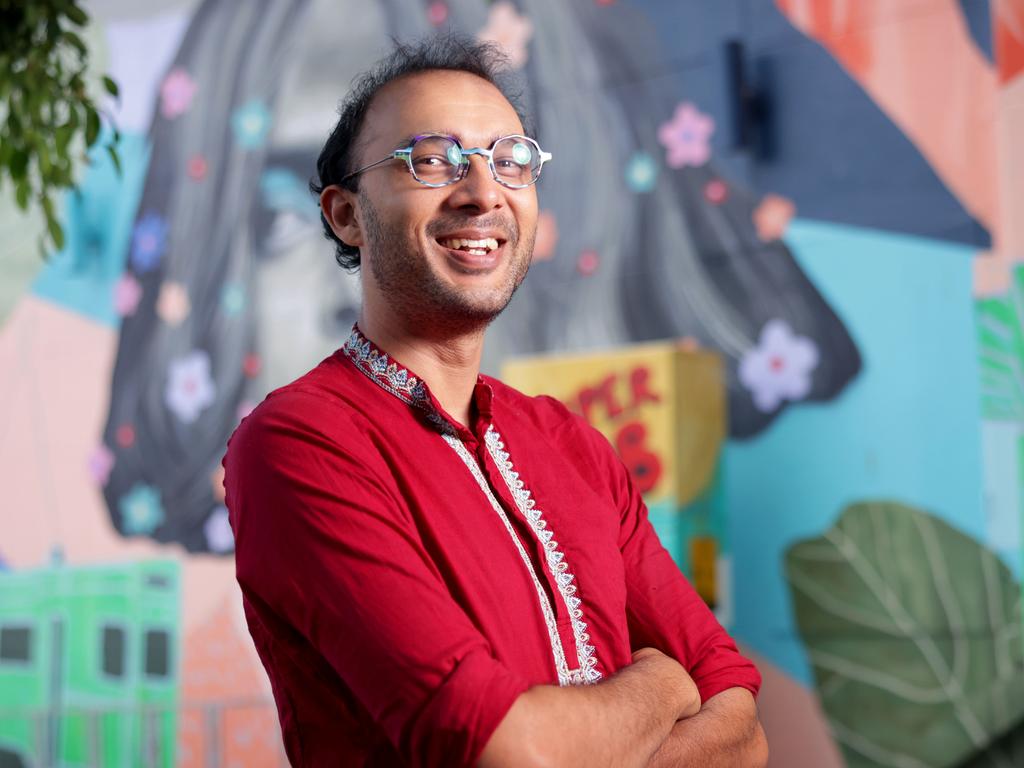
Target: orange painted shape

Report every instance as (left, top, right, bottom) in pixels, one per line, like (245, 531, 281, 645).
(996, 6, 1024, 83)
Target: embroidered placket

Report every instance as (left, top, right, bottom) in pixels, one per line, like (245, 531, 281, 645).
(442, 434, 573, 685)
(483, 427, 602, 685)
(342, 324, 602, 685)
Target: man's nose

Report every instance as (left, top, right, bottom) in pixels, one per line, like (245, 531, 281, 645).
(446, 155, 503, 212)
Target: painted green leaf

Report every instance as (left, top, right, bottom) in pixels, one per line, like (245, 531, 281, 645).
(977, 266, 1024, 421)
(786, 501, 1024, 768)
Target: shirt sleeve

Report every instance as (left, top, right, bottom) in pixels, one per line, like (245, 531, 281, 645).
(576, 413, 762, 703)
(224, 389, 530, 768)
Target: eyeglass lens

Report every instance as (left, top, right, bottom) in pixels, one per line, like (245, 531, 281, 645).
(409, 136, 542, 187)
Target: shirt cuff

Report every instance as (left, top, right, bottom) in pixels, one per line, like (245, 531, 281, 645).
(401, 648, 531, 768)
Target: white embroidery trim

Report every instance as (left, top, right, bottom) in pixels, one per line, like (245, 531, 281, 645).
(485, 427, 603, 685)
(342, 327, 455, 434)
(344, 325, 602, 684)
(442, 433, 574, 685)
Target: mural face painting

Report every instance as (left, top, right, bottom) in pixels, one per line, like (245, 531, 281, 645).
(0, 0, 1020, 766)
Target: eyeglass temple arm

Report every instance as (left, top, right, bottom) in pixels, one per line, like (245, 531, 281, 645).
(340, 150, 410, 183)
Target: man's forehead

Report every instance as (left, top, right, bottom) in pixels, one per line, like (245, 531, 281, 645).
(361, 70, 524, 147)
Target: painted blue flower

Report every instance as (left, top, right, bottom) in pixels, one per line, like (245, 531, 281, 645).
(625, 152, 658, 193)
(130, 213, 169, 273)
(232, 100, 272, 150)
(260, 168, 313, 214)
(221, 282, 246, 316)
(118, 483, 165, 535)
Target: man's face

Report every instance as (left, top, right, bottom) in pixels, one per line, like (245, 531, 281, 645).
(352, 70, 539, 332)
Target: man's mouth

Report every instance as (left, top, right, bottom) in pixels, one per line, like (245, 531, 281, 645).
(438, 237, 501, 256)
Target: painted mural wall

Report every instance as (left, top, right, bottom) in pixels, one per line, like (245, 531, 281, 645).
(0, 0, 1021, 766)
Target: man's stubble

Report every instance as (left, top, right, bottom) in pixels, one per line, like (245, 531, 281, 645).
(359, 191, 535, 336)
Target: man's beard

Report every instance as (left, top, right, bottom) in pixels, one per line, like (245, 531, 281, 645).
(360, 192, 534, 335)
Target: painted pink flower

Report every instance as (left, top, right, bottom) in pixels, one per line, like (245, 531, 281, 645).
(87, 444, 115, 486)
(160, 68, 197, 119)
(157, 281, 191, 326)
(187, 154, 208, 180)
(427, 1, 448, 26)
(243, 353, 262, 379)
(753, 194, 796, 241)
(478, 2, 534, 69)
(738, 320, 819, 413)
(704, 178, 729, 205)
(533, 210, 559, 261)
(658, 102, 715, 168)
(115, 423, 135, 448)
(577, 250, 600, 276)
(113, 273, 142, 316)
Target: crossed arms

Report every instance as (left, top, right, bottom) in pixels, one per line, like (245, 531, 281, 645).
(229, 391, 767, 767)
(479, 647, 768, 768)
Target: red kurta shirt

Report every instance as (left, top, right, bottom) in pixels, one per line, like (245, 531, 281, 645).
(223, 325, 760, 768)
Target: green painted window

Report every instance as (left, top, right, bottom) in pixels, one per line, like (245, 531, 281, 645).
(101, 625, 126, 678)
(0, 625, 31, 663)
(144, 628, 170, 678)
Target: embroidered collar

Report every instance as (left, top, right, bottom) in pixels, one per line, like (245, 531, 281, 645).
(341, 324, 459, 435)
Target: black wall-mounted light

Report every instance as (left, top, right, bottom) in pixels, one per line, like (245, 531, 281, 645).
(725, 39, 774, 161)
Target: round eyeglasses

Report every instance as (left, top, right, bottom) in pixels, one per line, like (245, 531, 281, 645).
(342, 134, 553, 189)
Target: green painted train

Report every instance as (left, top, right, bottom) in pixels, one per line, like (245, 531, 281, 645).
(0, 559, 181, 767)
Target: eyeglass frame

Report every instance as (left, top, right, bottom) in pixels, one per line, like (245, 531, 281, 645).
(340, 133, 553, 189)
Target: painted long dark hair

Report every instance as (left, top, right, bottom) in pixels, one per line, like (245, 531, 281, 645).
(102, 0, 311, 553)
(101, 0, 859, 553)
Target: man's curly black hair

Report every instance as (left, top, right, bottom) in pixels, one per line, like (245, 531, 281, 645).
(309, 33, 531, 271)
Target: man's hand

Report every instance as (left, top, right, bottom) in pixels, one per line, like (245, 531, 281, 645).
(478, 648, 700, 768)
(647, 687, 768, 768)
(630, 647, 700, 721)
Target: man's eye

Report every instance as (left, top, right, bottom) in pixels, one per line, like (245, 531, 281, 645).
(414, 155, 449, 167)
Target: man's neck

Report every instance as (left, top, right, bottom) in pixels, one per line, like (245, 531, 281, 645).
(358, 312, 485, 429)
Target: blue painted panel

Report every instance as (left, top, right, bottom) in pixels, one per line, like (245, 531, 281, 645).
(31, 129, 150, 327)
(726, 219, 983, 684)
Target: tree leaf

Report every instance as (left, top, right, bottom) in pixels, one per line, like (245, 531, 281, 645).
(10, 150, 29, 179)
(65, 4, 90, 27)
(785, 501, 1024, 768)
(63, 30, 88, 58)
(102, 75, 119, 99)
(47, 215, 65, 252)
(55, 122, 73, 156)
(15, 180, 30, 210)
(85, 105, 100, 147)
(107, 144, 122, 177)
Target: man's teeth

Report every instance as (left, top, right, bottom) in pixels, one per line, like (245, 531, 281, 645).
(441, 237, 499, 255)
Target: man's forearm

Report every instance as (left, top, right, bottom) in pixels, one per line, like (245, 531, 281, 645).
(646, 687, 768, 768)
(478, 650, 700, 768)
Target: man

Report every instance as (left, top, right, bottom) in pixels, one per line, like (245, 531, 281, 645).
(223, 35, 767, 768)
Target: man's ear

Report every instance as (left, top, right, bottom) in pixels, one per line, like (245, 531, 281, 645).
(320, 185, 364, 248)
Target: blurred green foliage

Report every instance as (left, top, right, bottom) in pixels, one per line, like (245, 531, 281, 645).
(0, 0, 121, 257)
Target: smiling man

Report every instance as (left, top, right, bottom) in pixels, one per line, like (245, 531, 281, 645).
(223, 35, 767, 768)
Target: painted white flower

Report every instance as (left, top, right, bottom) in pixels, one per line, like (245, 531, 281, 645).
(204, 505, 234, 553)
(165, 350, 216, 423)
(738, 320, 819, 413)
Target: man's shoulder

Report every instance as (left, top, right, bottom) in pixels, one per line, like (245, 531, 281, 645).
(228, 351, 374, 455)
